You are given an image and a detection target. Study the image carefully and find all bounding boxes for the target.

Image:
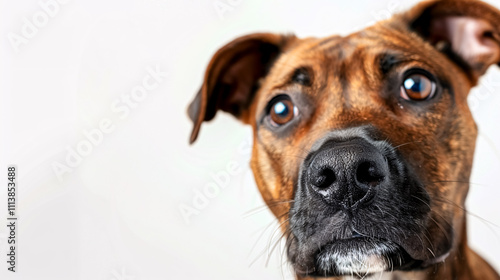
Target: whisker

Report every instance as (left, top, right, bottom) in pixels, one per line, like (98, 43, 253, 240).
(428, 180, 487, 187)
(266, 218, 290, 267)
(266, 229, 288, 268)
(431, 195, 500, 228)
(393, 140, 422, 149)
(242, 200, 294, 219)
(411, 194, 453, 237)
(248, 212, 289, 265)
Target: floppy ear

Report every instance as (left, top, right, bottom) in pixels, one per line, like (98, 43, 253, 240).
(401, 0, 500, 82)
(187, 33, 296, 144)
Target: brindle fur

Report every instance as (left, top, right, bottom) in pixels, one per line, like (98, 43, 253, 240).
(188, 1, 500, 279)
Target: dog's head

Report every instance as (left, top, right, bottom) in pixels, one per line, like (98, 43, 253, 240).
(188, 0, 500, 277)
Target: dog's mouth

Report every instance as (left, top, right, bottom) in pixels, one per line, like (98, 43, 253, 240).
(291, 231, 420, 277)
(312, 236, 416, 277)
(287, 127, 454, 277)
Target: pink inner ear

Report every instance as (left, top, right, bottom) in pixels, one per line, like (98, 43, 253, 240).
(430, 16, 500, 73)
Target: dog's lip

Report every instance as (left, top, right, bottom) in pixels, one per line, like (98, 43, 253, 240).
(319, 234, 396, 249)
(339, 230, 447, 267)
(293, 234, 418, 277)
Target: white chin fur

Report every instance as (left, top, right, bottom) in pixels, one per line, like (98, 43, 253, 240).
(317, 242, 398, 275)
(320, 252, 388, 275)
(337, 254, 387, 274)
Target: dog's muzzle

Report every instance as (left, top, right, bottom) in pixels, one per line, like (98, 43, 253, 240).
(287, 126, 444, 277)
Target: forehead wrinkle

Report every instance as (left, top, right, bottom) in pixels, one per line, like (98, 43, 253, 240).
(336, 44, 369, 98)
(313, 42, 377, 128)
(268, 47, 332, 98)
(360, 46, 387, 89)
(270, 43, 321, 80)
(358, 30, 452, 82)
(262, 52, 303, 91)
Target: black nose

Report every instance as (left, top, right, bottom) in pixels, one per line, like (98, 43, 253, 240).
(307, 138, 388, 210)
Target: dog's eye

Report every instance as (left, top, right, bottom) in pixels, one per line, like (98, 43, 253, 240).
(400, 73, 436, 101)
(268, 96, 297, 126)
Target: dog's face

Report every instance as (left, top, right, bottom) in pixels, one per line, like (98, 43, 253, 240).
(189, 0, 500, 278)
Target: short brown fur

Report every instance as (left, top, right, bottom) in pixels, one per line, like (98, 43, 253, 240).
(189, 1, 500, 279)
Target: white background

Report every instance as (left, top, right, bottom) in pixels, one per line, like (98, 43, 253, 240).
(1, 0, 500, 279)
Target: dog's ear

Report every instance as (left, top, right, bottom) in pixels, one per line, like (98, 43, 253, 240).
(401, 0, 500, 82)
(187, 33, 296, 144)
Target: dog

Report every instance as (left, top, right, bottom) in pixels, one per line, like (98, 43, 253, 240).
(187, 0, 500, 279)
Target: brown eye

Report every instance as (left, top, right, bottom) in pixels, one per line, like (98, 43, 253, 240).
(269, 98, 297, 126)
(400, 73, 436, 101)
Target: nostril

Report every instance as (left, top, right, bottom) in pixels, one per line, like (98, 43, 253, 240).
(311, 168, 336, 189)
(356, 161, 385, 188)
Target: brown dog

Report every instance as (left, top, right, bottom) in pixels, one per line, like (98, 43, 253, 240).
(188, 0, 500, 279)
